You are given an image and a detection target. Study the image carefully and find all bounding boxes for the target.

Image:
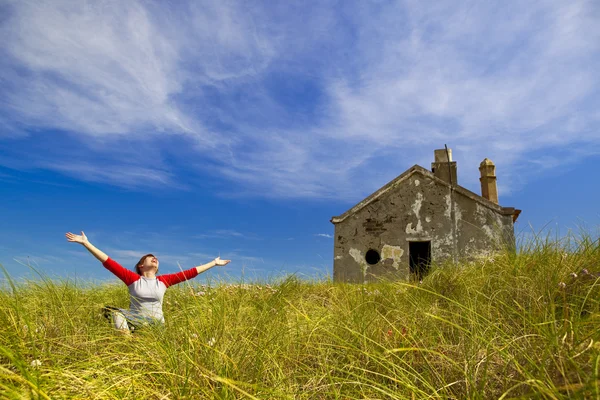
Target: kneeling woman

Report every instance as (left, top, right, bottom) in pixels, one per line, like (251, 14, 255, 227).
(66, 231, 231, 331)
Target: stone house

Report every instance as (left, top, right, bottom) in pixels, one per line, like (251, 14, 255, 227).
(330, 148, 521, 283)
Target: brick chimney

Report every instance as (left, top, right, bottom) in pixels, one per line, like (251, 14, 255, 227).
(431, 148, 457, 185)
(479, 158, 498, 204)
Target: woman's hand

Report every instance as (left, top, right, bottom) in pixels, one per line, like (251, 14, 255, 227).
(66, 231, 88, 245)
(195, 256, 231, 274)
(65, 231, 108, 263)
(214, 256, 231, 266)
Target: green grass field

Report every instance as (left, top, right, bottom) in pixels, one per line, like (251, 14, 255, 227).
(1, 232, 599, 399)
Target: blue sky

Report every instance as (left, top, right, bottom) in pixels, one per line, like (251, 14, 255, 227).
(1, 0, 599, 282)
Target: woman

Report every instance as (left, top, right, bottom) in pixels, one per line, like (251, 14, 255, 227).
(66, 231, 231, 332)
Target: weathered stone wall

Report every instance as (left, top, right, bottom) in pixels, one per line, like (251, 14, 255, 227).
(455, 195, 515, 261)
(333, 172, 514, 283)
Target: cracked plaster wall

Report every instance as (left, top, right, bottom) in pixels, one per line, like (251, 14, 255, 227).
(333, 174, 515, 283)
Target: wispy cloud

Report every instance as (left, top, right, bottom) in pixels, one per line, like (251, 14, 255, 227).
(13, 254, 65, 266)
(194, 230, 260, 240)
(1, 0, 599, 199)
(47, 162, 182, 189)
(314, 233, 333, 239)
(106, 249, 148, 260)
(189, 251, 264, 266)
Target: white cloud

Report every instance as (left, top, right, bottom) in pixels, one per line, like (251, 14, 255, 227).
(194, 230, 259, 240)
(0, 0, 272, 148)
(1, 0, 599, 200)
(47, 161, 182, 189)
(314, 233, 333, 239)
(106, 249, 148, 260)
(2, 1, 183, 136)
(191, 0, 600, 200)
(13, 254, 65, 266)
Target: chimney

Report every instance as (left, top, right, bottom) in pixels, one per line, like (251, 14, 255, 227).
(431, 148, 457, 185)
(479, 158, 498, 204)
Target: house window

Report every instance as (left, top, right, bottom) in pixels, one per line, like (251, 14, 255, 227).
(409, 241, 431, 280)
(365, 249, 381, 265)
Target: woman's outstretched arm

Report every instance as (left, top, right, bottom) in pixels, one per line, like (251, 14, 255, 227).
(66, 231, 139, 285)
(195, 256, 231, 274)
(158, 257, 232, 288)
(65, 231, 108, 263)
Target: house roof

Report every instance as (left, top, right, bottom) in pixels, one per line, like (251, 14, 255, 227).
(331, 165, 518, 224)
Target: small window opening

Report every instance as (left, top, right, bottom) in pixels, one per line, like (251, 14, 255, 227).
(409, 241, 431, 281)
(365, 249, 381, 265)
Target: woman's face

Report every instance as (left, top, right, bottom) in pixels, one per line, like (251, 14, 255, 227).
(140, 255, 159, 273)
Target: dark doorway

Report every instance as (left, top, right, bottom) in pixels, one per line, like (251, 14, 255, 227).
(409, 241, 431, 281)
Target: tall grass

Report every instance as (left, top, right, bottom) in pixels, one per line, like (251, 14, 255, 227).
(1, 231, 599, 399)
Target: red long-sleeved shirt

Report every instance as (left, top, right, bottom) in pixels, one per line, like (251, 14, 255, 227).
(103, 258, 198, 322)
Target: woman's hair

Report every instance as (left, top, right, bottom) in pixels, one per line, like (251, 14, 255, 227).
(135, 253, 157, 275)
